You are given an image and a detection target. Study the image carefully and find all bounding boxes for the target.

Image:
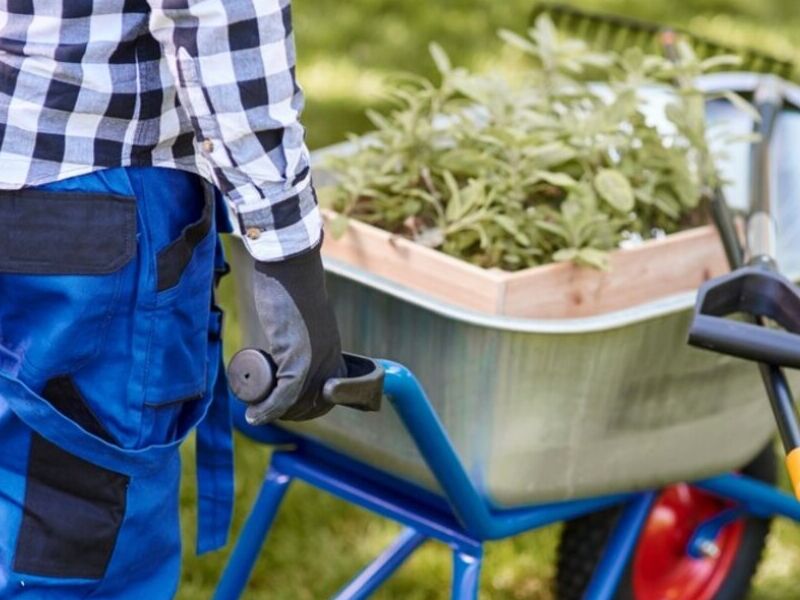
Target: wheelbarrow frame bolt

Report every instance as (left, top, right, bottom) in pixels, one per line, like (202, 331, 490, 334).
(697, 539, 721, 559)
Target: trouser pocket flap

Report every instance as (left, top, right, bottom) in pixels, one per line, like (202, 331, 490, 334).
(0, 189, 136, 275)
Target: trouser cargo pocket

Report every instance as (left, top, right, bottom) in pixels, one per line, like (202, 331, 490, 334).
(0, 186, 137, 376)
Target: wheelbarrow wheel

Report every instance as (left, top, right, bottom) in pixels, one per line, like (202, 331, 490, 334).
(555, 444, 776, 600)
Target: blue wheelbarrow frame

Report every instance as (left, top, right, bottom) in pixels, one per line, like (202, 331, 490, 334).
(213, 360, 800, 600)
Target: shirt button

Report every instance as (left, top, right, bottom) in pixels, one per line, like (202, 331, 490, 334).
(202, 139, 215, 153)
(246, 227, 262, 240)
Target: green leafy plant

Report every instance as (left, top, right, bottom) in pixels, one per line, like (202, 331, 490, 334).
(323, 15, 751, 271)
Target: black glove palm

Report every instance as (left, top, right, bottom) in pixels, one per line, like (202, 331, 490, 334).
(246, 243, 346, 425)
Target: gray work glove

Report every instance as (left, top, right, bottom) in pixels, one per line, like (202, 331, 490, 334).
(246, 241, 346, 425)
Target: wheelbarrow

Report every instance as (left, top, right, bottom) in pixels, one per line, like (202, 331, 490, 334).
(212, 73, 800, 599)
(213, 9, 800, 598)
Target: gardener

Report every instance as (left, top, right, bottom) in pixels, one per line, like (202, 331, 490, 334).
(0, 0, 344, 597)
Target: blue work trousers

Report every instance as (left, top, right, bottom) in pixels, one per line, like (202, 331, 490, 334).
(0, 167, 231, 598)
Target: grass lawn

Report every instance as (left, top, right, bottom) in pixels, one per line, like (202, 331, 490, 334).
(178, 1, 800, 597)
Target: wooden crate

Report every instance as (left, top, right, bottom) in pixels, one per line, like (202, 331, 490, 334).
(321, 210, 729, 319)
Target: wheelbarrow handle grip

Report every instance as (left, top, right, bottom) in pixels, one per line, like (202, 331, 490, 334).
(688, 316, 800, 369)
(227, 348, 384, 412)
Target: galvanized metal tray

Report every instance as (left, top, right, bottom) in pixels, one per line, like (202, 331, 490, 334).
(229, 75, 800, 506)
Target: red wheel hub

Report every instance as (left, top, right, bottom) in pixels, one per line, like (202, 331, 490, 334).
(631, 483, 744, 600)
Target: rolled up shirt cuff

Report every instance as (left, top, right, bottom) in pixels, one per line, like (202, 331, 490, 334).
(234, 180, 323, 263)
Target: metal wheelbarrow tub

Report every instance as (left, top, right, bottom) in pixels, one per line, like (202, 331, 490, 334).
(232, 241, 792, 506)
(229, 75, 800, 507)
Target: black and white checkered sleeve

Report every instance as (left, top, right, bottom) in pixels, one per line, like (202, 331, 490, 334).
(147, 0, 321, 262)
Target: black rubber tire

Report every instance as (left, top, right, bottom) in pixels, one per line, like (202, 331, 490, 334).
(555, 444, 776, 600)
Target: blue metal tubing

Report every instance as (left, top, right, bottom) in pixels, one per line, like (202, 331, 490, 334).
(296, 435, 455, 514)
(687, 507, 744, 559)
(271, 450, 482, 553)
(332, 528, 428, 600)
(223, 361, 635, 599)
(380, 361, 633, 539)
(697, 472, 800, 520)
(232, 362, 633, 541)
(583, 492, 656, 600)
(213, 468, 292, 600)
(272, 447, 632, 550)
(221, 360, 800, 600)
(232, 406, 297, 446)
(452, 551, 483, 600)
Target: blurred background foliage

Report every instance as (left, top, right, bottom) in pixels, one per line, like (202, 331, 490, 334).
(178, 1, 800, 598)
(297, 0, 799, 149)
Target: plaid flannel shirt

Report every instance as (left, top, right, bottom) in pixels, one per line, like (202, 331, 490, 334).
(0, 0, 320, 261)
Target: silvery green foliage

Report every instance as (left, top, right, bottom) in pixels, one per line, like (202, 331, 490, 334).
(324, 15, 750, 271)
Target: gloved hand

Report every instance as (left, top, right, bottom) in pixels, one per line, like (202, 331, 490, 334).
(246, 241, 346, 425)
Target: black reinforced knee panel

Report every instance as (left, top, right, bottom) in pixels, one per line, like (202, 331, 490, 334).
(14, 433, 129, 579)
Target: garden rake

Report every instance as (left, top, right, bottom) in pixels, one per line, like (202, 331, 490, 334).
(531, 2, 796, 83)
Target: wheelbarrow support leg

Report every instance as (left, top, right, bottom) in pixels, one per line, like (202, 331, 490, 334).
(213, 466, 293, 600)
(583, 492, 656, 600)
(332, 527, 428, 600)
(451, 548, 482, 600)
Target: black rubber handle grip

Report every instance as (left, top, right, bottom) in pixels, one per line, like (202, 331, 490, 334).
(227, 349, 384, 412)
(689, 315, 800, 369)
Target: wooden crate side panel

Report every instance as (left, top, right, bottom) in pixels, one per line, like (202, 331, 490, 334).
(322, 213, 508, 314)
(500, 226, 729, 318)
(322, 212, 728, 319)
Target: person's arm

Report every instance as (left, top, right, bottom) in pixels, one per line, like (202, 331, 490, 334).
(147, 0, 319, 262)
(148, 0, 345, 423)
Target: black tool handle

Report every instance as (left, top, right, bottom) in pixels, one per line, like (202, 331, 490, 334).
(227, 349, 384, 413)
(689, 316, 800, 369)
(694, 292, 800, 502)
(709, 189, 744, 270)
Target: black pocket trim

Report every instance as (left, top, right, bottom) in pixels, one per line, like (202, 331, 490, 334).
(42, 376, 117, 444)
(143, 392, 203, 409)
(156, 182, 213, 291)
(0, 189, 136, 275)
(14, 434, 129, 579)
